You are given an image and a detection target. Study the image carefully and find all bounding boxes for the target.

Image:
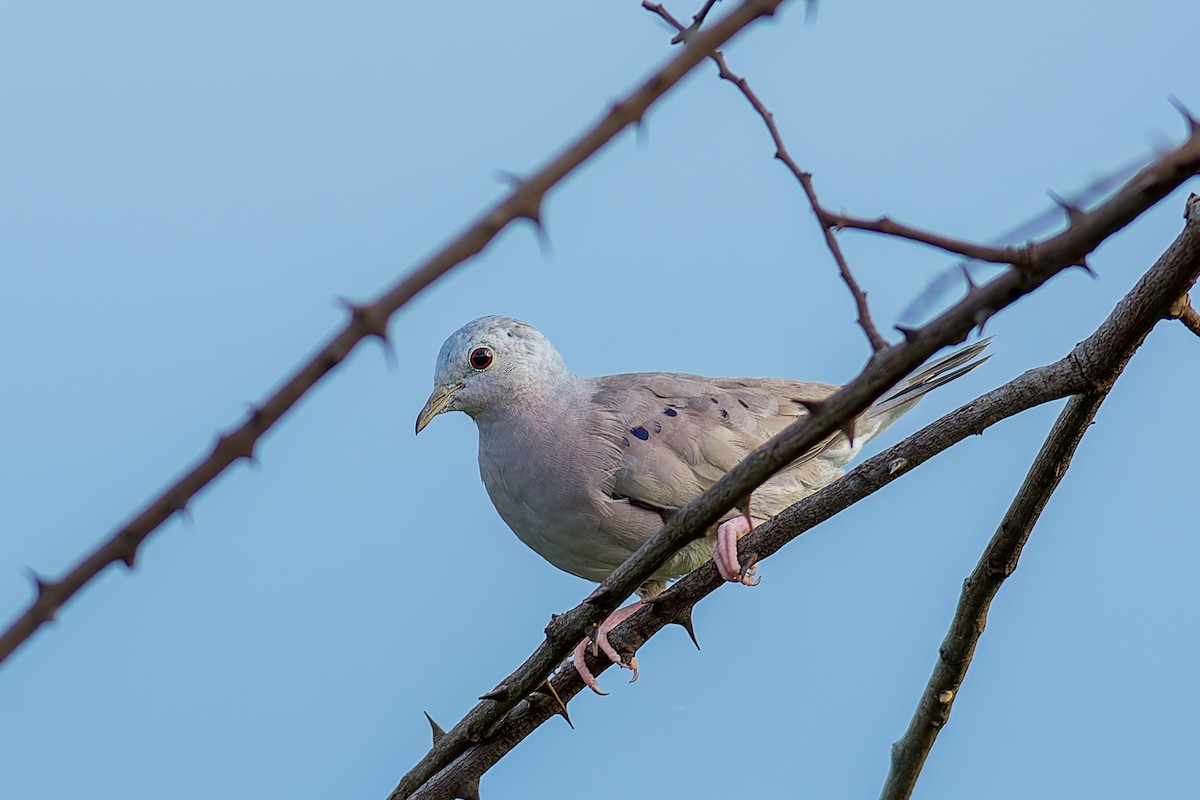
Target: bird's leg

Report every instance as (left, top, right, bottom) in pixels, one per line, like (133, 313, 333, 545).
(714, 516, 767, 585)
(571, 601, 644, 695)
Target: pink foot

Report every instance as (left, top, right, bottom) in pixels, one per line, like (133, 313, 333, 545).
(714, 516, 766, 585)
(571, 601, 644, 695)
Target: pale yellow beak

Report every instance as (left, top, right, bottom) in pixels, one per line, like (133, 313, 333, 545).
(415, 383, 463, 434)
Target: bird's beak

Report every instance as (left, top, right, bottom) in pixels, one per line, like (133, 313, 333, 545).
(415, 383, 463, 434)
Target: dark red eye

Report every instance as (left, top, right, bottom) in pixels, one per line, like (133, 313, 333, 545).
(469, 346, 494, 370)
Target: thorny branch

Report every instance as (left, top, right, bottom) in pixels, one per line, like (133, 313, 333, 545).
(880, 391, 1110, 800)
(0, 0, 792, 669)
(643, 1, 891, 353)
(1170, 292, 1200, 336)
(390, 120, 1200, 796)
(403, 198, 1200, 800)
(818, 210, 1031, 264)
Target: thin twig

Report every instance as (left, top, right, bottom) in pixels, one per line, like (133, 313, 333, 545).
(1169, 293, 1200, 336)
(0, 0, 790, 669)
(407, 197, 1200, 800)
(819, 210, 1029, 264)
(643, 0, 890, 352)
(880, 391, 1110, 800)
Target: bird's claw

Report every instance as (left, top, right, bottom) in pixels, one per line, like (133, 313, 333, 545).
(572, 601, 644, 695)
(715, 516, 766, 584)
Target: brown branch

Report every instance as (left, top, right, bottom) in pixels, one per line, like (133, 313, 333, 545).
(391, 142, 1200, 795)
(880, 391, 1109, 799)
(0, 0, 791, 669)
(819, 210, 1029, 264)
(1169, 292, 1200, 336)
(643, 1, 890, 352)
(406, 196, 1200, 800)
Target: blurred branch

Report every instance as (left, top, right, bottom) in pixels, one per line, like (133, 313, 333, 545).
(0, 0, 792, 669)
(643, 0, 890, 352)
(1169, 293, 1200, 336)
(880, 391, 1109, 800)
(406, 196, 1200, 800)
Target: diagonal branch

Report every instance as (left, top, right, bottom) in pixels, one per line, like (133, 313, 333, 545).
(0, 0, 793, 670)
(405, 195, 1200, 800)
(879, 390, 1110, 800)
(643, 0, 890, 352)
(1169, 292, 1200, 336)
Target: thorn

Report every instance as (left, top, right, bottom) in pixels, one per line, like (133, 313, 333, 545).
(117, 533, 139, 569)
(894, 324, 920, 342)
(842, 418, 857, 448)
(216, 432, 257, 464)
(244, 404, 266, 430)
(336, 298, 392, 361)
(1168, 95, 1200, 135)
(791, 397, 823, 414)
(634, 116, 649, 148)
(423, 711, 446, 744)
(973, 307, 994, 335)
(478, 685, 509, 702)
(1048, 191, 1087, 226)
(535, 680, 573, 729)
(173, 502, 194, 526)
(1074, 259, 1098, 279)
(672, 605, 701, 651)
(517, 203, 552, 258)
(495, 169, 523, 187)
(958, 262, 978, 292)
(26, 567, 53, 601)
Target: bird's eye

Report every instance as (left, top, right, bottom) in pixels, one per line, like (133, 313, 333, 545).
(469, 346, 494, 371)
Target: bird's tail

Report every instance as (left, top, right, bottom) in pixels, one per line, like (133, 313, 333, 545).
(868, 337, 992, 424)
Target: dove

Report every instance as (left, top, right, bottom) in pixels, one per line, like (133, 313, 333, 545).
(416, 315, 989, 693)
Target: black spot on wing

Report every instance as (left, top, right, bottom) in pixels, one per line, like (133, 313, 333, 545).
(652, 421, 662, 433)
(719, 409, 729, 419)
(737, 398, 749, 409)
(663, 407, 677, 417)
(621, 436, 631, 447)
(631, 426, 649, 441)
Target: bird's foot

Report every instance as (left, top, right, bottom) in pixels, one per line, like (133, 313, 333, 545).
(714, 516, 766, 585)
(572, 601, 643, 695)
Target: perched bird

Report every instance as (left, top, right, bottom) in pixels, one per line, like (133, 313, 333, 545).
(416, 315, 988, 693)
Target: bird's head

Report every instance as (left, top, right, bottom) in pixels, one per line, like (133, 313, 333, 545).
(415, 315, 572, 434)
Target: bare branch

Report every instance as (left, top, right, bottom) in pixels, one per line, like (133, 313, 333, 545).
(819, 211, 1029, 264)
(391, 156, 1200, 796)
(406, 196, 1200, 800)
(880, 390, 1110, 800)
(644, 0, 891, 352)
(1169, 292, 1200, 336)
(0, 0, 791, 669)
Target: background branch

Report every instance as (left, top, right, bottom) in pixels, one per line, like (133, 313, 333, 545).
(819, 210, 1030, 264)
(880, 390, 1110, 800)
(0, 0, 790, 669)
(643, 0, 890, 352)
(398, 197, 1200, 799)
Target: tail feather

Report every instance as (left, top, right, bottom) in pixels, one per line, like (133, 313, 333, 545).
(870, 337, 992, 418)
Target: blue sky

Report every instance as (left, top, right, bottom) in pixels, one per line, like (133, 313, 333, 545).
(2, 1, 1198, 798)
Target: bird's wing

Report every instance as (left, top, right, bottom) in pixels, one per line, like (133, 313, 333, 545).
(587, 372, 846, 519)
